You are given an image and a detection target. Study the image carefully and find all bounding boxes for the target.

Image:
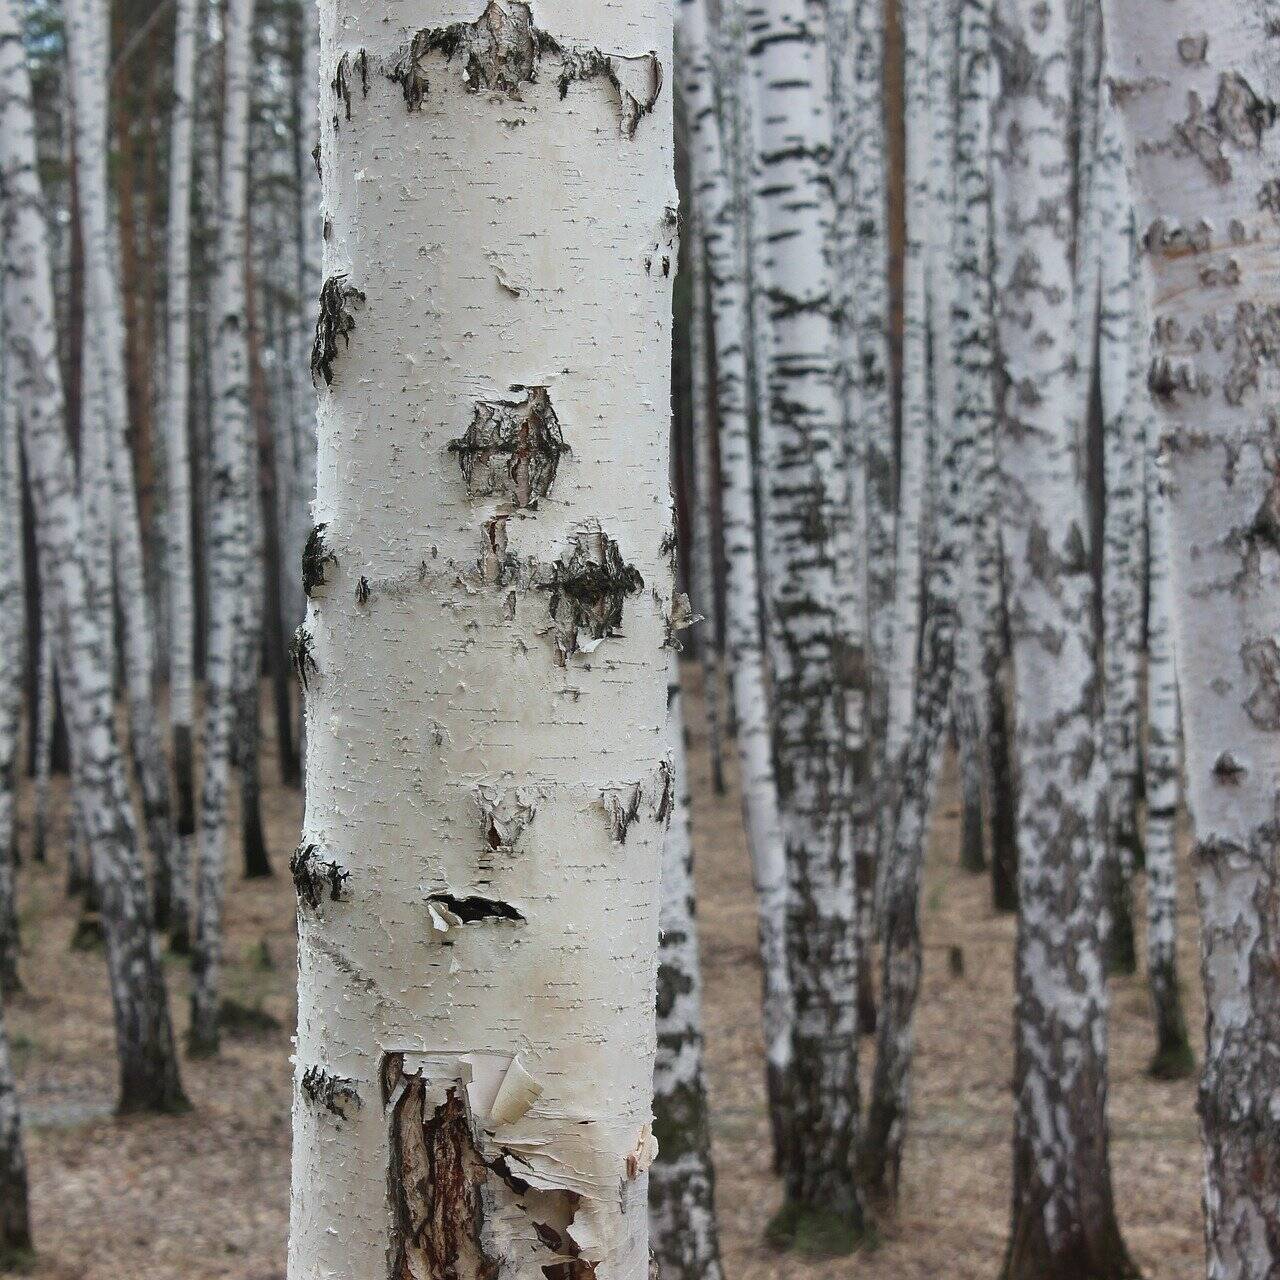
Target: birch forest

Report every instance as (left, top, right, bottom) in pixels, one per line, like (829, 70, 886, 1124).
(0, 0, 1278, 1277)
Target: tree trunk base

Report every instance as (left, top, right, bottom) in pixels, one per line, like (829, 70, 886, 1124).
(765, 1201, 868, 1258)
(1001, 1215, 1141, 1280)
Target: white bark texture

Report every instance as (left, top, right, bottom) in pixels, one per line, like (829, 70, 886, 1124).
(650, 663, 723, 1280)
(677, 0, 793, 1161)
(1103, 5, 1280, 1274)
(288, 4, 676, 1277)
(0, 0, 185, 1113)
(163, 0, 200, 877)
(1140, 296, 1192, 1081)
(0, 322, 21, 990)
(1096, 98, 1142, 975)
(992, 0, 1133, 1272)
(65, 0, 177, 929)
(745, 0, 864, 1227)
(191, 0, 257, 1055)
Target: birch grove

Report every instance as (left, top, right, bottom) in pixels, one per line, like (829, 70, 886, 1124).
(1104, 4, 1280, 1273)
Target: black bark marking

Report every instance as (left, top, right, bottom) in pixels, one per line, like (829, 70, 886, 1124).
(1242, 639, 1280, 730)
(1177, 33, 1209, 65)
(355, 576, 370, 606)
(303, 524, 337, 596)
(1178, 75, 1279, 184)
(390, 0, 661, 135)
(426, 893, 525, 924)
(332, 49, 369, 122)
(290, 843, 350, 909)
(301, 1065, 361, 1117)
(481, 517, 518, 586)
(311, 275, 365, 386)
(1212, 751, 1248, 784)
(543, 528, 643, 663)
(386, 1066, 499, 1280)
(449, 387, 567, 508)
(290, 626, 319, 691)
(662, 592, 697, 651)
(603, 784, 642, 844)
(1225, 302, 1280, 406)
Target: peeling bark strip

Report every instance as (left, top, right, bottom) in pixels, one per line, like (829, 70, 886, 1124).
(310, 275, 365, 386)
(543, 528, 644, 662)
(1104, 4, 1280, 1275)
(389, 0, 662, 136)
(449, 387, 567, 508)
(290, 844, 350, 910)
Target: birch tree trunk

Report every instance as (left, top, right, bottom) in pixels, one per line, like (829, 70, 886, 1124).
(65, 0, 177, 931)
(0, 0, 186, 1113)
(679, 0, 794, 1170)
(288, 4, 676, 1277)
(992, 0, 1134, 1272)
(190, 0, 256, 1057)
(163, 0, 200, 937)
(0, 346, 21, 991)
(31, 632, 54, 865)
(650, 661, 723, 1280)
(0, 990, 30, 1263)
(1140, 335, 1192, 1082)
(1096, 100, 1141, 977)
(1103, 6, 1280, 1272)
(746, 0, 866, 1243)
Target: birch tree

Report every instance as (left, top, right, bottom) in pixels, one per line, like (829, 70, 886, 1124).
(64, 0, 178, 929)
(190, 0, 256, 1056)
(0, 341, 21, 991)
(992, 0, 1133, 1271)
(679, 0, 793, 1166)
(1103, 5, 1280, 1272)
(163, 0, 200, 940)
(0, 989, 30, 1265)
(0, 0, 186, 1113)
(746, 0, 865, 1245)
(650, 661, 723, 1280)
(1141, 331, 1192, 1082)
(288, 4, 676, 1277)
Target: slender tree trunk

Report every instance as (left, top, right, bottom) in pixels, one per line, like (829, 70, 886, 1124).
(987, 593, 1019, 912)
(163, 0, 200, 942)
(679, 0, 794, 1173)
(650, 660, 724, 1280)
(288, 5, 675, 1277)
(0, 341, 22, 992)
(746, 0, 866, 1244)
(952, 0, 998, 879)
(66, 0, 177, 933)
(992, 0, 1134, 1273)
(686, 225, 725, 797)
(1140, 316, 1192, 1083)
(31, 630, 54, 865)
(190, 0, 256, 1057)
(0, 0, 186, 1113)
(1096, 100, 1141, 978)
(1104, 5, 1280, 1272)
(0, 990, 31, 1264)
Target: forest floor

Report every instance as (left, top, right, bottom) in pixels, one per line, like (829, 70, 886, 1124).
(7, 668, 1205, 1279)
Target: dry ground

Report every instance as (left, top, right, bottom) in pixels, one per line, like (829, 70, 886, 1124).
(7, 670, 1205, 1278)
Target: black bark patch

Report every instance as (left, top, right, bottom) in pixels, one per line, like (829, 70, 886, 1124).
(1212, 751, 1248, 784)
(355, 576, 371, 606)
(332, 49, 369, 122)
(311, 275, 365, 386)
(301, 1065, 361, 1117)
(449, 387, 567, 508)
(543, 528, 643, 662)
(426, 893, 525, 924)
(291, 843, 350, 909)
(1177, 33, 1209, 64)
(303, 524, 337, 597)
(1242, 639, 1280, 729)
(290, 626, 319, 691)
(557, 48, 662, 137)
(387, 1068, 499, 1280)
(602, 783, 642, 844)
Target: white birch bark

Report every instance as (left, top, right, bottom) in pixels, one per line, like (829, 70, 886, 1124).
(288, 4, 675, 1277)
(679, 0, 794, 1168)
(0, 332, 21, 991)
(0, 0, 186, 1113)
(65, 0, 177, 930)
(952, 0, 999, 879)
(1096, 99, 1142, 977)
(650, 660, 723, 1280)
(163, 0, 200, 921)
(1140, 312, 1192, 1082)
(1102, 6, 1280, 1273)
(190, 0, 256, 1056)
(745, 0, 865, 1236)
(992, 0, 1133, 1271)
